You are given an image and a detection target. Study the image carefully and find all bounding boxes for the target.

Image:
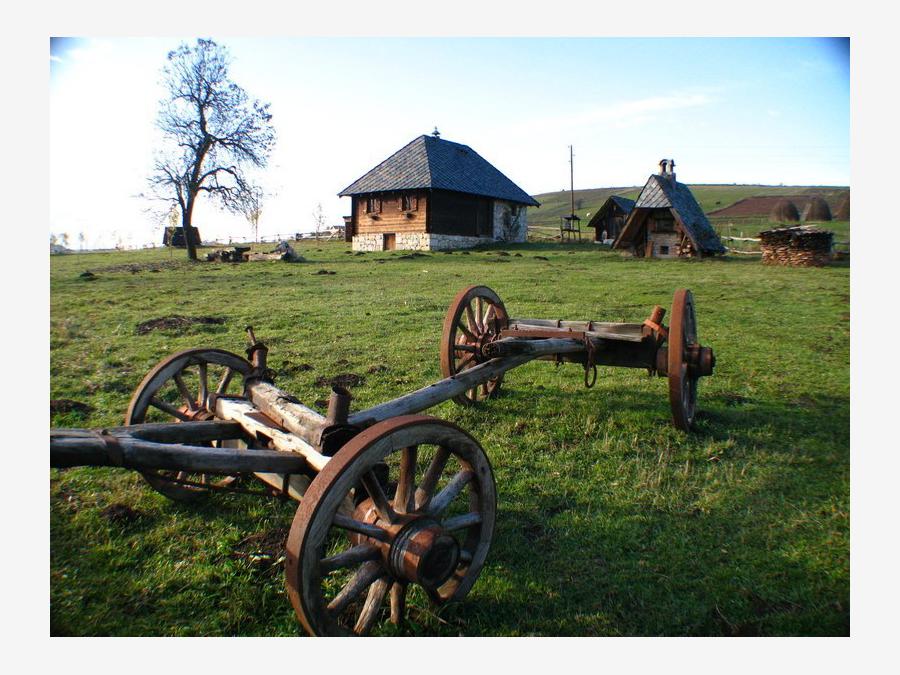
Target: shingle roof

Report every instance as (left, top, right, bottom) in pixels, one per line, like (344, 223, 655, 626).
(629, 175, 724, 253)
(586, 195, 635, 230)
(609, 196, 636, 213)
(338, 135, 540, 207)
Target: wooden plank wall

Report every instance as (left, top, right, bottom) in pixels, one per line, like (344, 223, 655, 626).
(355, 190, 427, 235)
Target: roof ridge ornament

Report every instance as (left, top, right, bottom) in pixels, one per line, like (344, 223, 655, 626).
(432, 127, 441, 139)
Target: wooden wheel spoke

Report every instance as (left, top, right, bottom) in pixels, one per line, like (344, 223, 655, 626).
(150, 396, 191, 421)
(390, 582, 407, 625)
(484, 303, 496, 326)
(173, 373, 198, 410)
(327, 561, 384, 616)
(475, 297, 484, 331)
(319, 543, 381, 575)
(197, 363, 209, 409)
(393, 446, 417, 514)
(481, 381, 489, 397)
(465, 304, 478, 334)
(216, 367, 235, 395)
(332, 514, 389, 542)
(353, 577, 390, 635)
(442, 512, 483, 531)
(415, 446, 451, 510)
(457, 321, 477, 342)
(361, 471, 397, 524)
(455, 353, 477, 371)
(454, 343, 477, 353)
(427, 470, 474, 517)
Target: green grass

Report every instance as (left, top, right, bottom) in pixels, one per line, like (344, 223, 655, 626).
(50, 241, 849, 636)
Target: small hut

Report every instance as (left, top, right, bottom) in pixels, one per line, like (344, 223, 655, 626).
(612, 159, 725, 258)
(835, 195, 850, 221)
(769, 199, 800, 223)
(163, 226, 201, 248)
(587, 196, 634, 242)
(804, 196, 832, 222)
(759, 226, 833, 267)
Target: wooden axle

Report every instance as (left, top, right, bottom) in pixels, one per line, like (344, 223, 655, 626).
(50, 425, 309, 475)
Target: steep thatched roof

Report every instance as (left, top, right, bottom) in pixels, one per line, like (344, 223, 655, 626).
(834, 195, 850, 220)
(770, 199, 800, 223)
(804, 196, 832, 222)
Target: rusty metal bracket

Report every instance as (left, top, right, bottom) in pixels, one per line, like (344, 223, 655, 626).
(583, 335, 598, 388)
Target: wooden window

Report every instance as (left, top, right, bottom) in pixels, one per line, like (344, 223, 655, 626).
(401, 193, 418, 211)
(366, 196, 382, 214)
(659, 245, 670, 255)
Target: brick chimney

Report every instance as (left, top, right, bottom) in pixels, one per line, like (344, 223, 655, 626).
(669, 158, 676, 183)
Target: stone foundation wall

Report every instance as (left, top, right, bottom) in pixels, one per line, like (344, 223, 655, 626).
(352, 233, 385, 252)
(492, 201, 528, 242)
(351, 232, 489, 251)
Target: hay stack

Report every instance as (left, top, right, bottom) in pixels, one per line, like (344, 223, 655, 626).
(835, 195, 850, 220)
(804, 196, 832, 222)
(769, 199, 801, 223)
(759, 226, 834, 267)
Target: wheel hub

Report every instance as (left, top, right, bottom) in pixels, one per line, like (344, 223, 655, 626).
(352, 498, 460, 589)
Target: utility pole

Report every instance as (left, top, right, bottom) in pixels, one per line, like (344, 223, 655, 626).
(569, 145, 575, 218)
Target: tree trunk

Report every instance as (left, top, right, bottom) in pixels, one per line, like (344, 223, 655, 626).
(183, 198, 198, 261)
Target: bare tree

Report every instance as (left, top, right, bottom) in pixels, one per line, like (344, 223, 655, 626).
(145, 39, 275, 260)
(78, 232, 85, 251)
(312, 202, 327, 241)
(60, 232, 70, 249)
(243, 186, 264, 243)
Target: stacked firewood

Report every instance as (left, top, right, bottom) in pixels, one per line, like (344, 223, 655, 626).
(759, 226, 834, 267)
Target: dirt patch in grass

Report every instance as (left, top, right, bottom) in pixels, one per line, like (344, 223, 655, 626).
(93, 260, 186, 274)
(367, 363, 388, 374)
(50, 399, 94, 415)
(100, 503, 144, 525)
(135, 315, 226, 335)
(723, 393, 752, 407)
(315, 373, 366, 388)
(232, 527, 290, 570)
(315, 269, 336, 275)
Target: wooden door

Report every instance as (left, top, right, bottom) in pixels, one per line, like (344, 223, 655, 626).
(383, 233, 396, 250)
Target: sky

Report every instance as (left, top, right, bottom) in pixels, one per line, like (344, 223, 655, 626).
(49, 37, 850, 249)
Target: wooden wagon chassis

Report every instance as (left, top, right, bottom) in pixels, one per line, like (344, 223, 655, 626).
(50, 285, 715, 636)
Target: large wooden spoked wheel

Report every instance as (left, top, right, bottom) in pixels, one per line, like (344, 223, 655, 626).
(668, 289, 699, 431)
(285, 415, 497, 636)
(125, 348, 253, 502)
(440, 285, 509, 406)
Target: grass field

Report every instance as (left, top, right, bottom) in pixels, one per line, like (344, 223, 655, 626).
(50, 241, 849, 636)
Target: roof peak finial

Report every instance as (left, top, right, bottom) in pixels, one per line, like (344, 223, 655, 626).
(432, 126, 441, 139)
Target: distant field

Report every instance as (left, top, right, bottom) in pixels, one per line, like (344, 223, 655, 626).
(50, 241, 849, 636)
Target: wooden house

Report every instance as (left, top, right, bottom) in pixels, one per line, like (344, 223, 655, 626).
(612, 160, 724, 258)
(586, 196, 634, 243)
(339, 131, 539, 251)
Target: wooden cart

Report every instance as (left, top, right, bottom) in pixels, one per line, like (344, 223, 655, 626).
(50, 285, 715, 636)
